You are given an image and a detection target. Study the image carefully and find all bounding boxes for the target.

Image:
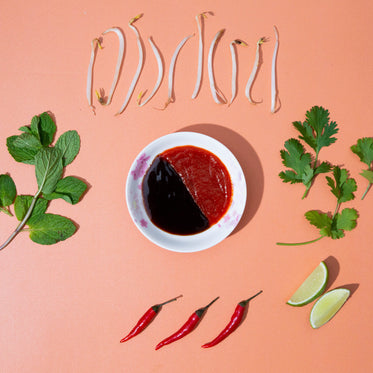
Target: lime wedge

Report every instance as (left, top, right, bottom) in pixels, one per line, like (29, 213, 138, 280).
(287, 261, 328, 306)
(310, 288, 350, 329)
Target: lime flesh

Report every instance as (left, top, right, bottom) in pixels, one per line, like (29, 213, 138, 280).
(287, 261, 328, 306)
(310, 288, 350, 329)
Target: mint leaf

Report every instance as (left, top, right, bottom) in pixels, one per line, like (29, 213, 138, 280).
(43, 176, 87, 204)
(30, 115, 41, 139)
(326, 166, 356, 203)
(28, 213, 76, 245)
(18, 126, 33, 134)
(14, 195, 48, 221)
(0, 174, 17, 208)
(35, 147, 63, 194)
(279, 138, 313, 185)
(351, 137, 373, 167)
(6, 133, 42, 164)
(55, 130, 81, 167)
(38, 112, 57, 146)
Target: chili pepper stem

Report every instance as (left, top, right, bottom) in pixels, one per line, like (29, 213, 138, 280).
(156, 295, 183, 307)
(195, 296, 219, 318)
(239, 290, 263, 307)
(202, 296, 220, 311)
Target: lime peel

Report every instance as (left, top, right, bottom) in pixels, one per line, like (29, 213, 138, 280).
(287, 261, 328, 307)
(310, 288, 350, 329)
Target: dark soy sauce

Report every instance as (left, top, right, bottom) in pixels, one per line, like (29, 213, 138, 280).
(142, 156, 210, 235)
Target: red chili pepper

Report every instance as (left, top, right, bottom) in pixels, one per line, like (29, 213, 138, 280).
(120, 295, 182, 343)
(155, 296, 219, 350)
(201, 290, 263, 348)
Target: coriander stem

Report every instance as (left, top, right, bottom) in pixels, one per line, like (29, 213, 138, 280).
(361, 182, 372, 200)
(0, 190, 40, 251)
(276, 235, 324, 246)
(302, 185, 311, 199)
(332, 202, 341, 219)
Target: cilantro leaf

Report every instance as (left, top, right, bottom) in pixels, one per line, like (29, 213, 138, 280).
(294, 106, 339, 153)
(360, 169, 373, 183)
(279, 138, 313, 187)
(326, 166, 357, 203)
(351, 137, 373, 167)
(335, 208, 358, 232)
(305, 210, 332, 236)
(351, 137, 373, 199)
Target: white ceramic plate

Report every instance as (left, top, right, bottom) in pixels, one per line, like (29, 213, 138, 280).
(126, 132, 247, 252)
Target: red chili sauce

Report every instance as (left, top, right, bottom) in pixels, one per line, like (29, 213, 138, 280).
(142, 145, 232, 235)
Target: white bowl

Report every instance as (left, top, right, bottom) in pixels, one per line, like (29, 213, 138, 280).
(126, 132, 246, 253)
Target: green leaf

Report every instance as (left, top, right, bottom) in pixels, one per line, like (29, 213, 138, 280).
(30, 115, 41, 139)
(326, 166, 356, 203)
(27, 213, 76, 245)
(6, 133, 42, 164)
(360, 169, 373, 183)
(351, 137, 373, 167)
(294, 106, 338, 153)
(315, 162, 332, 175)
(279, 138, 313, 185)
(305, 210, 332, 230)
(335, 208, 358, 232)
(18, 126, 33, 134)
(38, 112, 57, 146)
(55, 130, 81, 167)
(0, 174, 17, 207)
(43, 176, 87, 204)
(14, 195, 48, 221)
(35, 147, 63, 194)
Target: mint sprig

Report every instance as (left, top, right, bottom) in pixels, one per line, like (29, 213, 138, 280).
(279, 106, 338, 198)
(277, 166, 358, 246)
(0, 112, 87, 251)
(351, 137, 373, 199)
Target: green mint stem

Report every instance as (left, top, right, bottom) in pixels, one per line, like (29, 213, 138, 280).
(0, 190, 40, 251)
(276, 235, 324, 246)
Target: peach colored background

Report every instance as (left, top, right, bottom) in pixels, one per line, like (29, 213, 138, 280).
(0, 0, 372, 372)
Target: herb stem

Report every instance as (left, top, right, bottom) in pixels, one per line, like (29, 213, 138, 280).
(332, 202, 341, 219)
(276, 235, 324, 246)
(0, 190, 40, 251)
(361, 183, 371, 200)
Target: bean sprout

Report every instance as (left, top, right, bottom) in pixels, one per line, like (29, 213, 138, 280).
(86, 38, 102, 113)
(245, 37, 266, 104)
(271, 26, 279, 113)
(116, 14, 144, 115)
(101, 27, 125, 106)
(137, 37, 164, 107)
(191, 12, 210, 99)
(229, 39, 247, 106)
(208, 29, 227, 104)
(160, 34, 194, 109)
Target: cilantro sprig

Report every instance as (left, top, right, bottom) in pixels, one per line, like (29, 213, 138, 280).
(351, 137, 373, 199)
(277, 166, 358, 246)
(279, 106, 338, 198)
(0, 112, 87, 251)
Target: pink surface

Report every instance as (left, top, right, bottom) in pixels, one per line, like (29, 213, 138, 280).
(0, 0, 372, 372)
